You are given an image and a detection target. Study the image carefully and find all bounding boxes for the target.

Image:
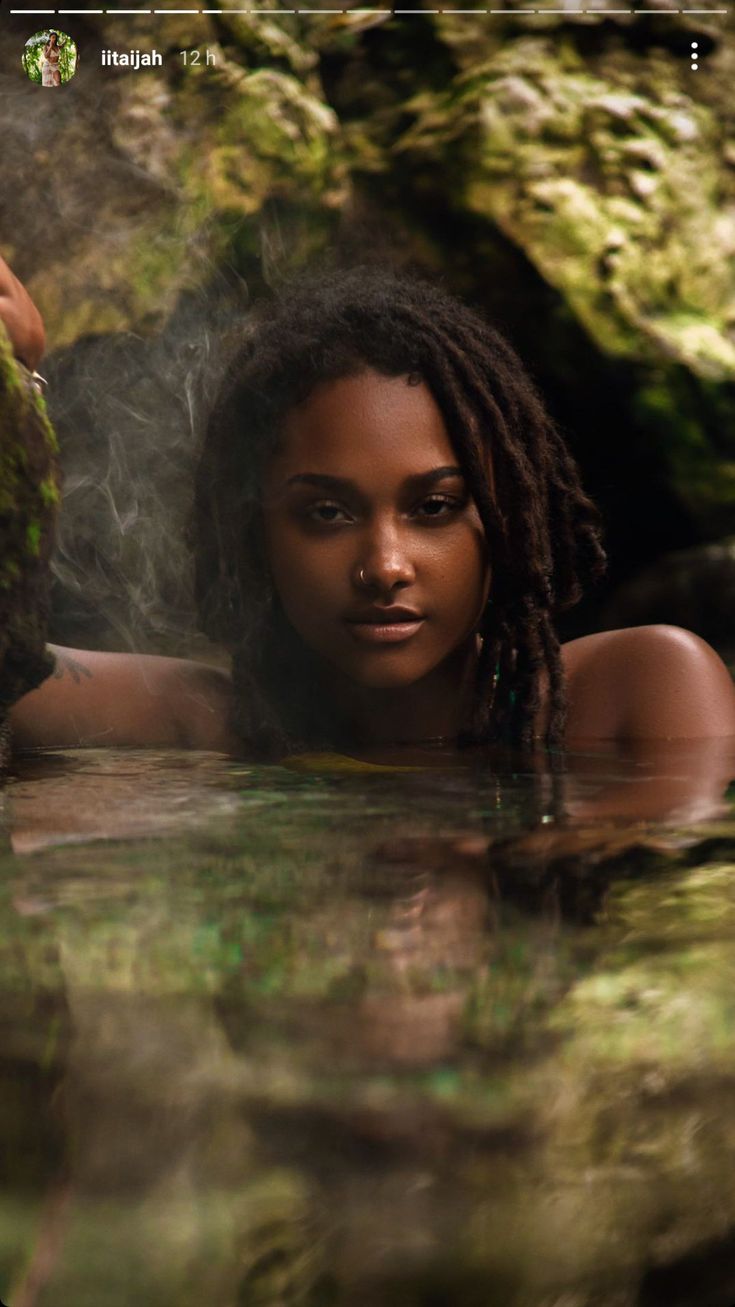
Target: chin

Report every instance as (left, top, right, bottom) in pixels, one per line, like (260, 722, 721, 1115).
(338, 660, 427, 690)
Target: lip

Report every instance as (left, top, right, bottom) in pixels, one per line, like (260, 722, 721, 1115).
(346, 606, 423, 624)
(346, 619, 425, 644)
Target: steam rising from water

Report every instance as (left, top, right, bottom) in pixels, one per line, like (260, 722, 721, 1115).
(45, 274, 251, 659)
(0, 17, 255, 662)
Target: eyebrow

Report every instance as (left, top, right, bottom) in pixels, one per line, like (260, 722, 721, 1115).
(284, 466, 466, 492)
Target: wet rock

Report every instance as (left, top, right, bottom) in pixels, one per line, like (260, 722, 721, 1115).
(0, 324, 59, 759)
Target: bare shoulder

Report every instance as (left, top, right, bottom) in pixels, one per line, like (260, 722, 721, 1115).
(10, 645, 237, 752)
(559, 624, 735, 740)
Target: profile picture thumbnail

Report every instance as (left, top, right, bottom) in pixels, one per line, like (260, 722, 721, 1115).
(22, 29, 78, 87)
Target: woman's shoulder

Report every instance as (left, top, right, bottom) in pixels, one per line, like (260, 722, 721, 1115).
(10, 645, 237, 753)
(559, 624, 735, 740)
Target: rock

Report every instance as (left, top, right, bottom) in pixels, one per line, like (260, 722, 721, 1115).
(396, 38, 735, 381)
(0, 324, 60, 754)
(600, 539, 735, 656)
(0, 13, 347, 350)
(2, 8, 735, 639)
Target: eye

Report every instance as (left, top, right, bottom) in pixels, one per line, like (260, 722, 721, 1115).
(304, 496, 466, 525)
(420, 495, 465, 518)
(305, 502, 348, 524)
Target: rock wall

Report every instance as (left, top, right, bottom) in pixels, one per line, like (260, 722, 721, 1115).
(1, 6, 733, 647)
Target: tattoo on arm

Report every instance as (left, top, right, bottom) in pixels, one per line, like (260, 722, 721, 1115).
(52, 652, 93, 685)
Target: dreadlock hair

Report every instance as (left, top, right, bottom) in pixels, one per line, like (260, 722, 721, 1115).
(191, 263, 606, 761)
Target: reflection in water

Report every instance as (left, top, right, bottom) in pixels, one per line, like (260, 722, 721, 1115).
(0, 743, 733, 1304)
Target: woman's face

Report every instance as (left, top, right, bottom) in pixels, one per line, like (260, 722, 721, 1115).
(260, 369, 491, 692)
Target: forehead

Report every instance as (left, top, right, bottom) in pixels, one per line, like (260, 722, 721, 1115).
(263, 370, 459, 489)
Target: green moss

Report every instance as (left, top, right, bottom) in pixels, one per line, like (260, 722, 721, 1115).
(0, 322, 60, 712)
(38, 475, 60, 508)
(25, 521, 41, 556)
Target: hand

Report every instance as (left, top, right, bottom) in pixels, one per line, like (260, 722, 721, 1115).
(0, 255, 45, 371)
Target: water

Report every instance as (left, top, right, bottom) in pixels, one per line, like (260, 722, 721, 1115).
(1, 744, 734, 1306)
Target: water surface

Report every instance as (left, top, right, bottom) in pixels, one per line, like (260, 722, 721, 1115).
(1, 744, 734, 1307)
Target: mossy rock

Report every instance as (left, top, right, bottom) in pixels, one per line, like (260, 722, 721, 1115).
(4, 7, 735, 635)
(0, 323, 59, 740)
(379, 34, 735, 531)
(0, 16, 347, 351)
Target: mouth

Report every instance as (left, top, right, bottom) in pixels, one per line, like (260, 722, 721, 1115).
(346, 619, 425, 644)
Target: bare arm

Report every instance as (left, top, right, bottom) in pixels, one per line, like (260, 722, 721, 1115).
(9, 645, 237, 753)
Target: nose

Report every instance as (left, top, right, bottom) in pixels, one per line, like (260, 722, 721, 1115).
(354, 521, 417, 592)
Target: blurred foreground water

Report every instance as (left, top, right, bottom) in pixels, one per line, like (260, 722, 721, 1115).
(1, 745, 735, 1307)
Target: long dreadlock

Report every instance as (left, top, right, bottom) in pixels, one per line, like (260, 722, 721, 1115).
(191, 264, 606, 760)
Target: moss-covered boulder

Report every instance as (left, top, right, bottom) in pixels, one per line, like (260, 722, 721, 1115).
(0, 324, 59, 747)
(369, 25, 735, 535)
(0, 12, 347, 350)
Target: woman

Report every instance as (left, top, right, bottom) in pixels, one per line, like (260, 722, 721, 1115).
(4, 258, 735, 763)
(41, 31, 62, 88)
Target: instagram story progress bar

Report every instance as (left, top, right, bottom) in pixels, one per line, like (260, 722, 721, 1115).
(6, 6, 732, 13)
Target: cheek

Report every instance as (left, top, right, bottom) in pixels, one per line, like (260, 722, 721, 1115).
(265, 523, 340, 624)
(453, 519, 491, 610)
